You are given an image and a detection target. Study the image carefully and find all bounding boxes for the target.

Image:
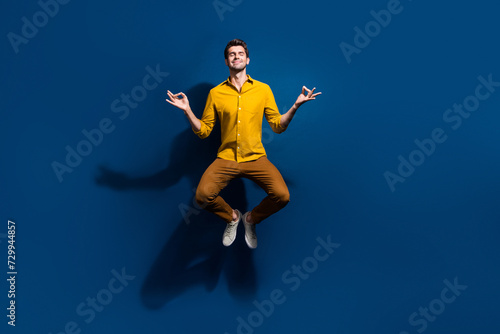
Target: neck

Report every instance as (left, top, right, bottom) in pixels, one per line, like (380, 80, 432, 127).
(229, 69, 247, 91)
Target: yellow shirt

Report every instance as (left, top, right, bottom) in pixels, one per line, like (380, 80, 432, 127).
(194, 75, 287, 162)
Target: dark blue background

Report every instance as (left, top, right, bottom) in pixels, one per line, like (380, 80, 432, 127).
(2, 0, 499, 333)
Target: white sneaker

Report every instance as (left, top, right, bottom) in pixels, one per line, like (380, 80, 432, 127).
(222, 209, 241, 247)
(242, 211, 257, 249)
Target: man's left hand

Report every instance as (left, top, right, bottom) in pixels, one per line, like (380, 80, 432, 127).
(295, 86, 322, 107)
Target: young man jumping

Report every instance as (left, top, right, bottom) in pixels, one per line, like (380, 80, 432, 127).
(166, 39, 321, 249)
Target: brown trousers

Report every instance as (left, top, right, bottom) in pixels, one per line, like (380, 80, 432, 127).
(195, 156, 290, 224)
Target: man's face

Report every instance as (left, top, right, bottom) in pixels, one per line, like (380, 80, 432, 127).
(225, 46, 249, 71)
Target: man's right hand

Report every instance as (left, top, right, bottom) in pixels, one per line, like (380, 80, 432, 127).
(166, 90, 190, 111)
(165, 90, 202, 132)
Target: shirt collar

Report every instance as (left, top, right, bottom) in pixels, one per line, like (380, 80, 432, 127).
(224, 74, 254, 87)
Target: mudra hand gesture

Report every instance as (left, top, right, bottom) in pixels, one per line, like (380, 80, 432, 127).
(295, 86, 322, 107)
(166, 90, 190, 111)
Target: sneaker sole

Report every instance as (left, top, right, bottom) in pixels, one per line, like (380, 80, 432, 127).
(244, 234, 257, 249)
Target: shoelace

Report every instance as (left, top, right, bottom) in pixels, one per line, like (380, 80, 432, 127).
(224, 223, 237, 237)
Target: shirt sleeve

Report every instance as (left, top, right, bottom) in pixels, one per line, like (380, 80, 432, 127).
(193, 90, 217, 139)
(264, 85, 287, 134)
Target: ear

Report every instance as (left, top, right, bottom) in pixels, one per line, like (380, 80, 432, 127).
(247, 57, 250, 65)
(225, 58, 229, 66)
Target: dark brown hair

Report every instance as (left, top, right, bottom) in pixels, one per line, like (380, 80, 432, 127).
(224, 39, 249, 59)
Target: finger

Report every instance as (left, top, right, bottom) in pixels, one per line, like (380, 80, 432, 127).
(168, 90, 179, 99)
(165, 99, 175, 105)
(301, 86, 306, 95)
(312, 92, 322, 97)
(170, 92, 181, 100)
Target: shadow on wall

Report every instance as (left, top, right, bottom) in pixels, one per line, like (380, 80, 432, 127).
(94, 83, 258, 309)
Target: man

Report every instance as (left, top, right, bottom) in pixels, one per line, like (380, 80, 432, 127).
(166, 39, 321, 249)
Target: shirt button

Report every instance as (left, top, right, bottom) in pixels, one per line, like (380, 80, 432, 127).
(238, 120, 240, 123)
(238, 107, 241, 110)
(237, 147, 240, 149)
(238, 96, 241, 98)
(238, 133, 240, 136)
